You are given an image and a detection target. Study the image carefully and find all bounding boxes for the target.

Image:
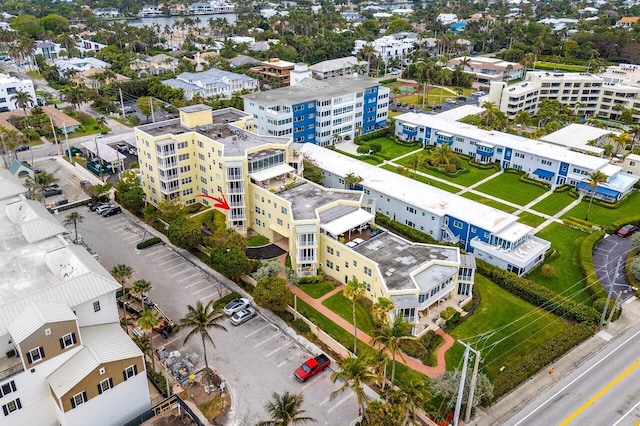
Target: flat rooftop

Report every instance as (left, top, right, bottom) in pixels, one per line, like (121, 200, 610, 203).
(540, 123, 613, 155)
(276, 182, 361, 220)
(243, 75, 380, 106)
(353, 232, 459, 291)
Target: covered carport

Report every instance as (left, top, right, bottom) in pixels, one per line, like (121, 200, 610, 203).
(81, 140, 126, 173)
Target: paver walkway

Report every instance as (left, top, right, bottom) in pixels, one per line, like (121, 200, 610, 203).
(290, 284, 455, 378)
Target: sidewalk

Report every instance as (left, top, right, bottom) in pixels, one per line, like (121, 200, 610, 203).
(289, 284, 455, 378)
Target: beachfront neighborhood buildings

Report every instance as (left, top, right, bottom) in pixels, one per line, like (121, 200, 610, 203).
(393, 111, 639, 201)
(163, 68, 258, 100)
(353, 32, 418, 66)
(242, 75, 389, 146)
(249, 58, 297, 87)
(130, 54, 179, 78)
(0, 74, 36, 112)
(489, 65, 640, 122)
(447, 56, 524, 85)
(133, 105, 475, 334)
(308, 56, 370, 80)
(0, 169, 150, 426)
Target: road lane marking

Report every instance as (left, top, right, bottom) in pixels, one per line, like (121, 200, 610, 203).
(560, 358, 640, 426)
(254, 333, 280, 348)
(612, 398, 640, 426)
(245, 324, 270, 339)
(513, 329, 640, 426)
(327, 394, 352, 413)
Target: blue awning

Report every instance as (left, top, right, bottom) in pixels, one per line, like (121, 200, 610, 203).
(533, 168, 555, 179)
(597, 186, 619, 198)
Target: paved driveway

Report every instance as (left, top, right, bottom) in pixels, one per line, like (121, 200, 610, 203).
(593, 233, 634, 301)
(65, 206, 359, 425)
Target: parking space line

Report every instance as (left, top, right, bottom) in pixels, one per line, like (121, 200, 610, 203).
(179, 274, 203, 284)
(255, 333, 280, 348)
(245, 324, 271, 339)
(152, 252, 175, 261)
(327, 394, 352, 413)
(277, 359, 290, 368)
(171, 269, 194, 277)
(300, 378, 317, 390)
(155, 260, 182, 268)
(266, 345, 287, 358)
(145, 248, 166, 257)
(319, 396, 331, 406)
(197, 293, 218, 301)
(185, 279, 207, 288)
(192, 286, 213, 295)
(160, 263, 184, 272)
(123, 234, 140, 241)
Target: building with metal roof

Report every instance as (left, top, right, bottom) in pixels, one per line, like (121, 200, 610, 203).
(163, 67, 258, 100)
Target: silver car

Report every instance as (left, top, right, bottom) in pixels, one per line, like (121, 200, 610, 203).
(230, 307, 256, 326)
(223, 298, 250, 315)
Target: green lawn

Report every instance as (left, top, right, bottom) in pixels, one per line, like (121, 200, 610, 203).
(534, 62, 588, 72)
(68, 113, 109, 138)
(446, 275, 569, 379)
(297, 280, 336, 299)
(474, 173, 549, 206)
(531, 191, 577, 216)
(396, 152, 498, 187)
(381, 164, 459, 193)
(247, 235, 269, 247)
(397, 87, 456, 107)
(462, 192, 518, 213)
(322, 293, 376, 334)
(335, 149, 383, 165)
(562, 190, 639, 227)
(362, 137, 421, 160)
(527, 223, 592, 304)
(517, 211, 547, 228)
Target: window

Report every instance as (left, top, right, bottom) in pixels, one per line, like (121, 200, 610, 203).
(0, 381, 16, 398)
(123, 364, 138, 380)
(2, 399, 21, 416)
(281, 207, 287, 215)
(27, 347, 45, 364)
(327, 247, 334, 255)
(70, 391, 87, 409)
(364, 266, 372, 276)
(453, 220, 463, 229)
(60, 332, 77, 349)
(326, 260, 334, 269)
(93, 301, 101, 312)
(353, 260, 357, 267)
(97, 378, 114, 394)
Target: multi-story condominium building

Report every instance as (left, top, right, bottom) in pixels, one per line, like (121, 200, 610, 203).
(36, 41, 62, 62)
(308, 56, 369, 80)
(300, 142, 550, 276)
(353, 33, 418, 66)
(134, 106, 475, 334)
(249, 58, 296, 87)
(489, 67, 640, 122)
(163, 68, 258, 101)
(242, 75, 389, 146)
(447, 56, 524, 85)
(0, 74, 36, 113)
(0, 169, 150, 426)
(393, 112, 639, 200)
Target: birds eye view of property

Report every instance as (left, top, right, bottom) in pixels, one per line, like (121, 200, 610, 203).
(2, 0, 640, 424)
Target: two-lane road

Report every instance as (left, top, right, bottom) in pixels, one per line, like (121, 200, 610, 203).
(506, 321, 640, 426)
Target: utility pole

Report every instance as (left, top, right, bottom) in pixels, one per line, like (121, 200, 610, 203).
(94, 138, 105, 182)
(465, 344, 482, 423)
(150, 97, 155, 123)
(453, 345, 470, 426)
(64, 122, 72, 166)
(599, 262, 617, 330)
(607, 291, 622, 327)
(119, 88, 126, 118)
(48, 115, 58, 149)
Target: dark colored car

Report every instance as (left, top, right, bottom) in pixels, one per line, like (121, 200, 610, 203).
(15, 145, 30, 152)
(42, 187, 63, 197)
(617, 224, 638, 238)
(88, 201, 107, 212)
(434, 104, 443, 109)
(102, 206, 122, 217)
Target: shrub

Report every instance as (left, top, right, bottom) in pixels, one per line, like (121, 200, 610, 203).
(631, 257, 640, 281)
(440, 307, 458, 321)
(540, 264, 556, 279)
(277, 310, 295, 323)
(398, 330, 444, 366)
(136, 237, 162, 249)
(291, 318, 311, 334)
(578, 231, 608, 302)
(376, 213, 443, 245)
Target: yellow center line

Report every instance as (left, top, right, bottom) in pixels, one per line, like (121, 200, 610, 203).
(560, 358, 640, 426)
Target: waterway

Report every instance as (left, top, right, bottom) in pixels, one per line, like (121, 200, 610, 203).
(116, 13, 237, 29)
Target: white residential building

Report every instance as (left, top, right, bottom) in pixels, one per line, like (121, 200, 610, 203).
(92, 7, 120, 18)
(75, 36, 107, 53)
(54, 57, 110, 76)
(0, 73, 36, 113)
(309, 56, 369, 80)
(353, 33, 418, 66)
(163, 68, 258, 100)
(622, 153, 640, 176)
(243, 75, 389, 146)
(447, 56, 524, 84)
(539, 123, 614, 156)
(0, 169, 150, 426)
(393, 111, 639, 200)
(437, 13, 458, 25)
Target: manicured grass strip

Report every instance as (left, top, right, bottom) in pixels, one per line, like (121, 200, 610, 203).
(534, 62, 588, 72)
(517, 211, 547, 228)
(531, 191, 576, 216)
(247, 235, 269, 247)
(562, 190, 639, 228)
(297, 280, 336, 299)
(335, 149, 383, 165)
(381, 164, 459, 193)
(362, 137, 421, 160)
(462, 192, 518, 213)
(396, 153, 498, 186)
(474, 173, 549, 206)
(446, 275, 569, 379)
(322, 293, 376, 334)
(527, 223, 592, 304)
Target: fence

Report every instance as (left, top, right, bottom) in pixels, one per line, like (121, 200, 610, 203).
(287, 305, 353, 359)
(122, 394, 204, 426)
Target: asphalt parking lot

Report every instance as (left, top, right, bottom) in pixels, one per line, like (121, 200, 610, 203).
(64, 206, 359, 425)
(32, 156, 93, 205)
(593, 233, 634, 300)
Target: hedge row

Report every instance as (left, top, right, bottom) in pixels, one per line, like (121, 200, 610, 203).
(468, 160, 500, 170)
(606, 215, 640, 235)
(375, 213, 443, 245)
(477, 260, 600, 325)
(354, 128, 390, 144)
(491, 323, 595, 400)
(578, 231, 608, 301)
(626, 247, 640, 297)
(136, 237, 162, 250)
(521, 174, 551, 190)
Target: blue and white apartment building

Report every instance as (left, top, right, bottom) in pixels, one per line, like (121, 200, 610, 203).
(394, 112, 639, 201)
(243, 75, 389, 147)
(300, 143, 551, 276)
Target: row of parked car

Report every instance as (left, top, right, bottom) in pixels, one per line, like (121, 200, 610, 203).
(89, 201, 122, 217)
(223, 298, 257, 326)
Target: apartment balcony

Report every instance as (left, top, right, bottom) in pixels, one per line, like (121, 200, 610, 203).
(250, 165, 300, 193)
(0, 356, 24, 381)
(326, 225, 385, 248)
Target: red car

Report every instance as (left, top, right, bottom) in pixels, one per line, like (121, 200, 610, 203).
(294, 354, 330, 382)
(617, 224, 638, 238)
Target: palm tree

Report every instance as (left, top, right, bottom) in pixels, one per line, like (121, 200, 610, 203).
(137, 309, 160, 372)
(34, 171, 58, 205)
(370, 316, 416, 383)
(343, 278, 366, 355)
(131, 279, 153, 305)
(111, 264, 134, 330)
(429, 144, 458, 169)
(391, 376, 430, 425)
(11, 90, 34, 122)
(372, 297, 395, 323)
(174, 300, 227, 391)
(63, 211, 84, 244)
(96, 116, 107, 130)
(584, 170, 607, 221)
(344, 172, 363, 189)
(257, 391, 316, 426)
(330, 354, 379, 420)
